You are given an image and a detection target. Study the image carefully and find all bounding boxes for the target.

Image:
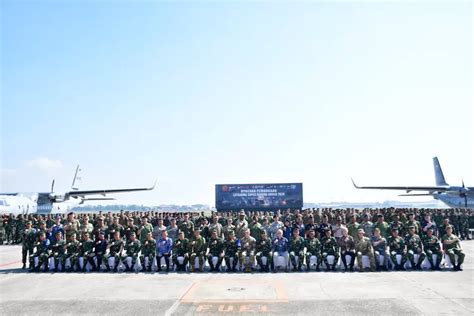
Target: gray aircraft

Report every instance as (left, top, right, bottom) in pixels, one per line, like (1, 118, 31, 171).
(0, 165, 156, 215)
(352, 157, 473, 208)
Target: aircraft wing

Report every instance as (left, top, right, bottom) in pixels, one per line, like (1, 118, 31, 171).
(67, 181, 156, 198)
(351, 179, 448, 193)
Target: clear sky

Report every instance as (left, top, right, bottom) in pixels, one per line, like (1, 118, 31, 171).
(1, 0, 472, 206)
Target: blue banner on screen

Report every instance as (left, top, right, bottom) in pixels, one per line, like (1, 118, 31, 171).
(215, 183, 303, 210)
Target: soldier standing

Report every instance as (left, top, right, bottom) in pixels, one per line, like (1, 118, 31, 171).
(22, 221, 37, 269)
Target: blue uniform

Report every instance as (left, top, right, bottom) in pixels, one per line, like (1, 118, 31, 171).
(272, 237, 289, 255)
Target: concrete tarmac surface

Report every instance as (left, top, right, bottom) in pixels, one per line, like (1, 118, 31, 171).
(0, 242, 473, 315)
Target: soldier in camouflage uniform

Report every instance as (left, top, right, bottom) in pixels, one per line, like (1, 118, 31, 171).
(0, 216, 5, 245)
(105, 231, 124, 272)
(29, 231, 50, 272)
(374, 214, 390, 239)
(94, 231, 108, 271)
(207, 230, 224, 272)
(50, 231, 66, 272)
(80, 232, 96, 271)
(442, 225, 465, 271)
(5, 215, 15, 244)
(355, 229, 376, 272)
(108, 217, 124, 240)
(188, 228, 206, 272)
(388, 228, 407, 270)
(22, 221, 37, 269)
(255, 230, 272, 272)
(321, 228, 339, 271)
(64, 212, 80, 242)
(223, 218, 236, 239)
(289, 227, 305, 271)
(138, 217, 153, 244)
(172, 231, 188, 272)
(141, 232, 156, 272)
(371, 228, 388, 271)
(405, 225, 426, 270)
(123, 231, 141, 272)
(224, 230, 241, 272)
(65, 232, 81, 272)
(347, 215, 360, 240)
(15, 215, 25, 244)
(422, 226, 442, 270)
(239, 228, 256, 272)
(179, 214, 194, 239)
(304, 228, 322, 272)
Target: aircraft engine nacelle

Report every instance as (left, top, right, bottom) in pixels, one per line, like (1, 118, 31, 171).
(48, 193, 67, 202)
(444, 186, 469, 197)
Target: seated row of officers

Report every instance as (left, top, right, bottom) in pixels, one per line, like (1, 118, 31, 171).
(26, 220, 465, 273)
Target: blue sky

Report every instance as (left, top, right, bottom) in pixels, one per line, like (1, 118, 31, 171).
(1, 1, 472, 206)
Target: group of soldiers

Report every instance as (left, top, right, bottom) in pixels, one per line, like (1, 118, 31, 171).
(1, 207, 470, 273)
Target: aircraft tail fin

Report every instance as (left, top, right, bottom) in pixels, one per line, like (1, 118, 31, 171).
(433, 157, 448, 186)
(71, 165, 82, 190)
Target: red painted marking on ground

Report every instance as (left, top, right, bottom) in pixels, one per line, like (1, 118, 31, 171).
(0, 260, 21, 267)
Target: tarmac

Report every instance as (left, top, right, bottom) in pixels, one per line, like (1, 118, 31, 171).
(0, 242, 473, 315)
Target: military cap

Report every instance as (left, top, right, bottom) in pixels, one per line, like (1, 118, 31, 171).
(26, 221, 32, 225)
(391, 227, 399, 232)
(427, 226, 434, 231)
(194, 228, 201, 232)
(130, 232, 136, 236)
(239, 210, 245, 215)
(357, 228, 365, 234)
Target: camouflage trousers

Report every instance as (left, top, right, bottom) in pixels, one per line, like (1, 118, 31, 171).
(255, 251, 272, 271)
(425, 249, 442, 269)
(407, 249, 426, 268)
(356, 250, 375, 271)
(446, 248, 465, 266)
(289, 250, 305, 270)
(239, 250, 255, 270)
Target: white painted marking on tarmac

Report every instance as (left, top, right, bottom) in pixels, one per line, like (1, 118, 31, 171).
(164, 282, 195, 316)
